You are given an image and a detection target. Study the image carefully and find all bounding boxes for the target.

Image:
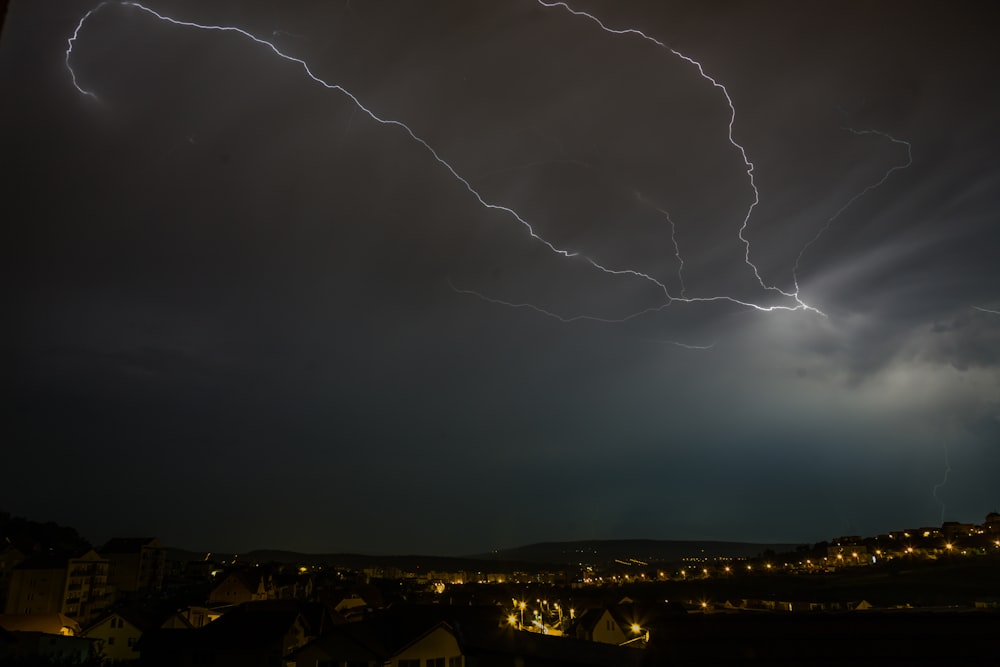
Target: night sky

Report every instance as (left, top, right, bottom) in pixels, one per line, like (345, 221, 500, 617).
(4, 1, 998, 556)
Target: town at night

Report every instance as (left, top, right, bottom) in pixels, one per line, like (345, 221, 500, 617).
(4, 0, 999, 663)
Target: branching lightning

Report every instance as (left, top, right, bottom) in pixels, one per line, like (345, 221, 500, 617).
(531, 1, 912, 324)
(534, 1, 807, 308)
(634, 192, 687, 299)
(66, 1, 917, 337)
(448, 282, 714, 350)
(792, 128, 913, 292)
(66, 1, 672, 302)
(66, 6, 103, 101)
(447, 280, 668, 325)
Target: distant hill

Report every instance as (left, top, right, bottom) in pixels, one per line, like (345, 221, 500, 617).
(468, 539, 805, 565)
(164, 547, 554, 573)
(166, 539, 805, 571)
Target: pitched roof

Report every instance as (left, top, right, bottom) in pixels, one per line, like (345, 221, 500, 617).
(194, 601, 310, 647)
(85, 607, 158, 634)
(575, 607, 611, 632)
(211, 570, 260, 594)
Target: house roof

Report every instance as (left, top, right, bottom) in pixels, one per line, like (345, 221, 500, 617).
(211, 570, 259, 593)
(85, 607, 158, 635)
(288, 611, 458, 664)
(137, 606, 308, 656)
(571, 602, 684, 638)
(575, 607, 612, 632)
(238, 600, 335, 636)
(287, 604, 651, 667)
(159, 611, 195, 630)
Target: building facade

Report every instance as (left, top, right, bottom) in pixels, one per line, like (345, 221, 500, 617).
(100, 538, 167, 596)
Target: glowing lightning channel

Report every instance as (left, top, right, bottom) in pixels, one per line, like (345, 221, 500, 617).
(634, 191, 687, 298)
(534, 0, 809, 309)
(792, 128, 913, 293)
(66, 5, 103, 100)
(66, 1, 671, 298)
(449, 281, 714, 350)
(973, 306, 1000, 316)
(69, 2, 842, 330)
(932, 443, 951, 525)
(657, 206, 687, 299)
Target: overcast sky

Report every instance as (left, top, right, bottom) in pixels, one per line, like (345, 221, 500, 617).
(4, 0, 998, 555)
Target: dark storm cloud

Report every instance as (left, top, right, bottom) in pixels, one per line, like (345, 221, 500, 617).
(4, 0, 999, 554)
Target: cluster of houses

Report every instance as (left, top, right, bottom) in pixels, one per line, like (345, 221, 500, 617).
(0, 531, 656, 665)
(1, 538, 166, 626)
(1, 568, 654, 666)
(2, 512, 1000, 664)
(0, 536, 166, 662)
(806, 513, 1000, 571)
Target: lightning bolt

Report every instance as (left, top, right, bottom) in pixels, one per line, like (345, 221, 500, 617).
(792, 128, 913, 293)
(447, 282, 713, 350)
(633, 192, 687, 299)
(66, 5, 103, 101)
(973, 306, 1000, 316)
(67, 1, 918, 333)
(66, 1, 672, 300)
(533, 1, 807, 307)
(662, 209, 687, 300)
(447, 280, 669, 325)
(932, 443, 951, 525)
